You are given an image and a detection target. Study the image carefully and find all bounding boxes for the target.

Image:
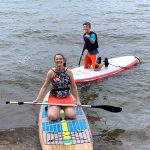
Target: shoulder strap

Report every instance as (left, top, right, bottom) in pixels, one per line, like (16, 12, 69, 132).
(51, 68, 57, 73)
(64, 67, 68, 72)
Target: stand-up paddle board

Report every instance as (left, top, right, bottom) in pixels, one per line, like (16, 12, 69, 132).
(72, 56, 140, 83)
(39, 93, 93, 150)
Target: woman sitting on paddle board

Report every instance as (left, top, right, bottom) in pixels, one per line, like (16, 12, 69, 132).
(33, 53, 81, 120)
(81, 22, 109, 70)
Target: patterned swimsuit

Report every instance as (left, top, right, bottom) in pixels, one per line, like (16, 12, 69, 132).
(50, 68, 71, 98)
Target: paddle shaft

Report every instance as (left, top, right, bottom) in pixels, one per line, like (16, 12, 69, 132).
(6, 101, 76, 106)
(6, 101, 93, 107)
(78, 44, 86, 66)
(78, 55, 83, 66)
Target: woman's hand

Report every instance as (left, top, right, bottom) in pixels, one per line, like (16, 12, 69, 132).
(32, 99, 38, 104)
(76, 100, 81, 106)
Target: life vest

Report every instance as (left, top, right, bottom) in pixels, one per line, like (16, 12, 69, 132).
(50, 68, 70, 98)
(83, 31, 99, 54)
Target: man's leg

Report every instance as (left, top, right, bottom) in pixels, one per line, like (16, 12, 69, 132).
(84, 53, 91, 68)
(90, 54, 97, 70)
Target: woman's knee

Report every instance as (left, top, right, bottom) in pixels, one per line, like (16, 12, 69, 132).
(48, 113, 59, 120)
(48, 106, 60, 120)
(65, 108, 76, 119)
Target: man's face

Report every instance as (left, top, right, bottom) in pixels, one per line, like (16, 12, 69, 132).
(83, 25, 90, 34)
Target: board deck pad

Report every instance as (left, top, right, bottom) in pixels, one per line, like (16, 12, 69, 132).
(72, 56, 140, 82)
(41, 100, 91, 145)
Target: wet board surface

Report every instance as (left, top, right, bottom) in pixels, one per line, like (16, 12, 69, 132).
(72, 56, 140, 83)
(39, 94, 93, 150)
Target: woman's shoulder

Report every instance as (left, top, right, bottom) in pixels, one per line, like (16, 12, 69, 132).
(65, 67, 71, 72)
(65, 67, 73, 75)
(47, 68, 55, 76)
(48, 68, 54, 72)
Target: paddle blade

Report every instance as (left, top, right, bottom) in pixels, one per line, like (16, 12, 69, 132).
(91, 105, 122, 113)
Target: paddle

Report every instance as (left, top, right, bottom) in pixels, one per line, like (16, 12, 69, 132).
(6, 101, 122, 113)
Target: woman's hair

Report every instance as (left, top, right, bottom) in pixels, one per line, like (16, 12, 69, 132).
(54, 53, 67, 67)
(83, 21, 91, 29)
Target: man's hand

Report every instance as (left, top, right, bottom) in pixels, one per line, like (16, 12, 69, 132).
(85, 34, 90, 39)
(80, 52, 83, 56)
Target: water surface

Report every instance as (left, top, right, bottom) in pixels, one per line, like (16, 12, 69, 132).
(0, 0, 150, 149)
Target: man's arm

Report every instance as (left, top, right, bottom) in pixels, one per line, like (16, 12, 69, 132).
(85, 33, 96, 44)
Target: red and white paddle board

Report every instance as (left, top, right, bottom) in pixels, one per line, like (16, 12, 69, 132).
(72, 56, 140, 83)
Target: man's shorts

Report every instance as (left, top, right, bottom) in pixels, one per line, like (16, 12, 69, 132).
(84, 53, 97, 69)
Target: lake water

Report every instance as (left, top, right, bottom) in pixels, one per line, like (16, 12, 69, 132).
(0, 0, 150, 149)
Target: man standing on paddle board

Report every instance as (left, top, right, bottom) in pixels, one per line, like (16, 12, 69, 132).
(81, 22, 109, 70)
(33, 54, 81, 120)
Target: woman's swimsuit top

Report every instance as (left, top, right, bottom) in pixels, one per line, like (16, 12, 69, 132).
(50, 68, 71, 98)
